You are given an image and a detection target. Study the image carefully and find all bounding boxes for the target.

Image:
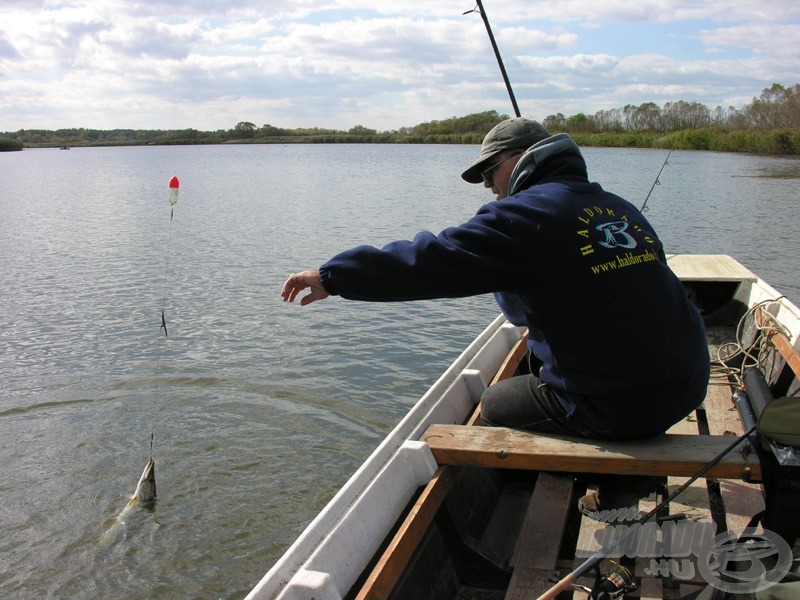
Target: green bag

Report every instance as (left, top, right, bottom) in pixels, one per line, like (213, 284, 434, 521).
(754, 396, 800, 546)
(758, 397, 800, 449)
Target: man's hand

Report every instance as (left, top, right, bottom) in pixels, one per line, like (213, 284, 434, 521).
(281, 270, 330, 306)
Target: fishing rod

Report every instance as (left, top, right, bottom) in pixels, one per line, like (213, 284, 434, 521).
(464, 1, 521, 118)
(640, 146, 673, 212)
(465, 0, 677, 213)
(537, 424, 757, 600)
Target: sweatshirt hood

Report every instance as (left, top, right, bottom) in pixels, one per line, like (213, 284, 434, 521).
(508, 133, 585, 196)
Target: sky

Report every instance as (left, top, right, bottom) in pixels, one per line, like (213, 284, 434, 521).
(1, 1, 799, 133)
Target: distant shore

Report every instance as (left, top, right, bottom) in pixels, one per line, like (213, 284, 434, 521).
(5, 85, 799, 155)
(0, 139, 23, 152)
(4, 128, 798, 156)
(4, 92, 799, 155)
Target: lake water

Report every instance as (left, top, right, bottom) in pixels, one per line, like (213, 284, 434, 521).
(1, 143, 799, 599)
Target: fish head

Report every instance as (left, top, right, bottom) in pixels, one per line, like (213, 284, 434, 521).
(135, 459, 156, 506)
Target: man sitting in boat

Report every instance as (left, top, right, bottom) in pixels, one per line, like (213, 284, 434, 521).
(281, 117, 710, 516)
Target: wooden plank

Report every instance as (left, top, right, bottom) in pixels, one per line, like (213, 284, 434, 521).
(661, 409, 714, 526)
(769, 328, 800, 381)
(422, 425, 760, 480)
(702, 382, 765, 532)
(505, 473, 574, 599)
(754, 306, 800, 382)
(490, 330, 529, 386)
(636, 495, 666, 599)
(638, 573, 665, 599)
(666, 254, 757, 282)
(354, 466, 455, 600)
(480, 483, 534, 564)
(630, 415, 699, 597)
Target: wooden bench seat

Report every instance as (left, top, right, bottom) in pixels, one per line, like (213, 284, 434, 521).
(421, 424, 760, 480)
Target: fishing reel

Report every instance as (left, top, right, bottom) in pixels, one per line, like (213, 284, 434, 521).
(590, 562, 637, 599)
(554, 561, 637, 599)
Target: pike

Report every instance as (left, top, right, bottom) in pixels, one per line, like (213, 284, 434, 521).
(99, 459, 156, 545)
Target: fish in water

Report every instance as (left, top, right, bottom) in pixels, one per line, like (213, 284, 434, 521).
(99, 459, 156, 545)
(131, 458, 156, 507)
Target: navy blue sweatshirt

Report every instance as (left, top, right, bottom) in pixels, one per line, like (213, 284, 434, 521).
(319, 151, 709, 437)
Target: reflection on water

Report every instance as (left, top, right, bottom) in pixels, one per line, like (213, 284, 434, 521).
(740, 163, 800, 178)
(0, 144, 798, 599)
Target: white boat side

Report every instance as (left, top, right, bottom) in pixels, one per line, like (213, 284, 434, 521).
(245, 254, 800, 600)
(246, 314, 525, 600)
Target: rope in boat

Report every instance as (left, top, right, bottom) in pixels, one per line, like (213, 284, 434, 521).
(712, 297, 789, 389)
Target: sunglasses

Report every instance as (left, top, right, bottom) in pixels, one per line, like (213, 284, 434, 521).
(481, 151, 524, 186)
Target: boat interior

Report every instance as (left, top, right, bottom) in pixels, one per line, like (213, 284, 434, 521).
(346, 259, 800, 600)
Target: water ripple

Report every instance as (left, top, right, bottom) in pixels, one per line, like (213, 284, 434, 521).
(1, 144, 798, 599)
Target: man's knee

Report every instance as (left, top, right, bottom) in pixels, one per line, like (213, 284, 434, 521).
(479, 382, 503, 426)
(479, 376, 537, 428)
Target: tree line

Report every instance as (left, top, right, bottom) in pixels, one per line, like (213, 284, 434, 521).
(543, 83, 800, 133)
(542, 83, 799, 155)
(2, 82, 798, 154)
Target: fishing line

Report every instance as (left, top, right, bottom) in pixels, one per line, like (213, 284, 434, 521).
(101, 175, 180, 537)
(151, 176, 181, 461)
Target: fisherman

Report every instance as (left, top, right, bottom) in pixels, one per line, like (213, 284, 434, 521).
(281, 117, 710, 515)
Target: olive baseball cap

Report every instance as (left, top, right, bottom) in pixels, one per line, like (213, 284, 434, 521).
(461, 117, 551, 183)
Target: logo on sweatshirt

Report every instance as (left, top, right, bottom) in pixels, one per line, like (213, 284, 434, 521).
(596, 221, 637, 249)
(577, 206, 658, 274)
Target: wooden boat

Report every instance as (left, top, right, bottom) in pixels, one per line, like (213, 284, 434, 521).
(246, 254, 800, 600)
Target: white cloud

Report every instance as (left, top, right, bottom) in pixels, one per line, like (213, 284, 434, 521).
(698, 23, 800, 59)
(0, 0, 797, 131)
